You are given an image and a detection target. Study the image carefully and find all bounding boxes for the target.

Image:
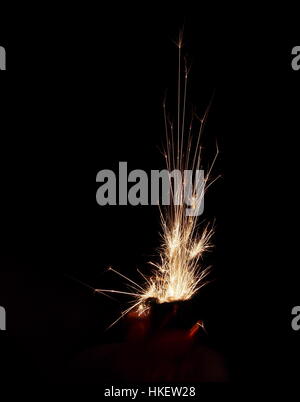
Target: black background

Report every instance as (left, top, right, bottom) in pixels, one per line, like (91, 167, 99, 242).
(0, 5, 299, 390)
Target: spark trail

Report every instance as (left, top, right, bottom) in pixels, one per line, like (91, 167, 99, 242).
(97, 33, 220, 324)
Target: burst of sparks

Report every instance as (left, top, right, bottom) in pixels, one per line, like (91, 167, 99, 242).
(97, 33, 220, 324)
